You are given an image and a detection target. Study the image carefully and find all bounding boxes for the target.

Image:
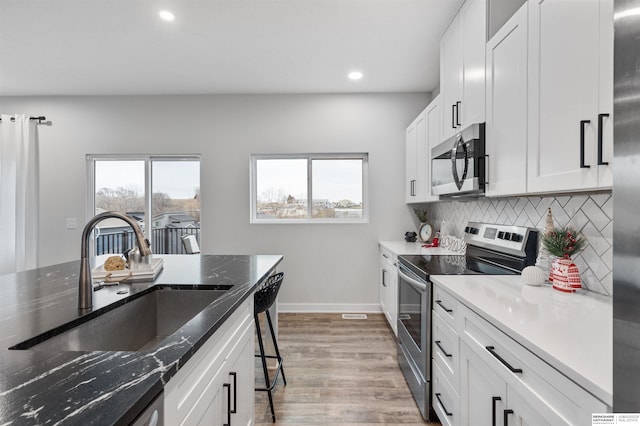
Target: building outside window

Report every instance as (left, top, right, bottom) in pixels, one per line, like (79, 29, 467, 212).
(87, 155, 200, 254)
(250, 153, 368, 223)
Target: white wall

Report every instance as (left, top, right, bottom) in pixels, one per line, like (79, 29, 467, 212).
(1, 93, 428, 311)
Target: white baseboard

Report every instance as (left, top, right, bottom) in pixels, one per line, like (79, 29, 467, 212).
(278, 303, 383, 313)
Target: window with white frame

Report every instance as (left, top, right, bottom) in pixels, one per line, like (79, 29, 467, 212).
(87, 155, 200, 254)
(250, 154, 368, 223)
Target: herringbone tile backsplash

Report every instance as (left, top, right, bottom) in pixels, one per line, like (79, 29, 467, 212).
(424, 192, 613, 296)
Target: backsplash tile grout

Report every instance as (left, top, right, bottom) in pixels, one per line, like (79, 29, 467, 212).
(423, 191, 613, 296)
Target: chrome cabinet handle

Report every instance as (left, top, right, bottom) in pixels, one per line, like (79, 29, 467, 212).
(382, 269, 387, 287)
(456, 101, 461, 126)
(580, 120, 591, 168)
(598, 113, 610, 165)
(435, 393, 453, 416)
(452, 104, 457, 129)
(435, 340, 452, 358)
(486, 346, 523, 373)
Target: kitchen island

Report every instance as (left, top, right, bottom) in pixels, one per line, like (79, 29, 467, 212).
(0, 254, 282, 425)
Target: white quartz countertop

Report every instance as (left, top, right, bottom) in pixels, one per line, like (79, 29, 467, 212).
(430, 274, 612, 406)
(379, 240, 460, 256)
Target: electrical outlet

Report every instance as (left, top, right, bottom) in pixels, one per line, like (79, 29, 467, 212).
(66, 218, 77, 229)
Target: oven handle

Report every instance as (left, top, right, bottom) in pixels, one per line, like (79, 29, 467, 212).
(398, 268, 427, 292)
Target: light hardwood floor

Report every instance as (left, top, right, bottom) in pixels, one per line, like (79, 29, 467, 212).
(254, 313, 441, 425)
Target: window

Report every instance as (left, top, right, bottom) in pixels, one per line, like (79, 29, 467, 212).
(250, 154, 368, 223)
(88, 155, 200, 254)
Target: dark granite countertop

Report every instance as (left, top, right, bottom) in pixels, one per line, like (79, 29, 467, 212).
(0, 254, 283, 425)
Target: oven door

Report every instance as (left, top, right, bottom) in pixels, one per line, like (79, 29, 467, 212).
(397, 262, 431, 419)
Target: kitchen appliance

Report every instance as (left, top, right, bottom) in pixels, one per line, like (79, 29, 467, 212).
(614, 0, 640, 412)
(396, 222, 538, 420)
(431, 123, 486, 197)
(131, 391, 163, 426)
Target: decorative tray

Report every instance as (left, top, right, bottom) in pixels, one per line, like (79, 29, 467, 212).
(92, 257, 164, 282)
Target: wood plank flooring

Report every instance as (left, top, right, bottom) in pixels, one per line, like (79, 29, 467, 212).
(254, 313, 441, 425)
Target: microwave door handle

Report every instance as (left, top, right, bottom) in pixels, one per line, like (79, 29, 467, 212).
(451, 135, 469, 191)
(398, 268, 427, 292)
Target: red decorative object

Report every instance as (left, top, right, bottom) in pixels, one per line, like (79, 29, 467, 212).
(550, 257, 581, 293)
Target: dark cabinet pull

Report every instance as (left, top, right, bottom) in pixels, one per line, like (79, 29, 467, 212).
(452, 104, 457, 128)
(456, 101, 461, 126)
(229, 372, 237, 414)
(435, 340, 452, 358)
(435, 299, 453, 313)
(223, 383, 232, 426)
(598, 113, 610, 165)
(435, 393, 453, 416)
(382, 269, 387, 287)
(484, 154, 490, 185)
(504, 409, 514, 426)
(580, 120, 591, 168)
(492, 396, 501, 426)
(486, 346, 523, 373)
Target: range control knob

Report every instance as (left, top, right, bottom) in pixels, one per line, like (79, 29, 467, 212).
(471, 227, 479, 234)
(510, 233, 523, 242)
(465, 226, 471, 234)
(497, 231, 505, 239)
(503, 232, 512, 240)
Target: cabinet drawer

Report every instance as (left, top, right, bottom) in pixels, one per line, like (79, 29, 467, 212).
(459, 304, 607, 425)
(164, 298, 253, 424)
(379, 246, 397, 264)
(433, 284, 459, 329)
(433, 361, 460, 426)
(432, 310, 459, 392)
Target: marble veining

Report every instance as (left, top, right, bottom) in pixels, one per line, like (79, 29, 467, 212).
(0, 254, 282, 425)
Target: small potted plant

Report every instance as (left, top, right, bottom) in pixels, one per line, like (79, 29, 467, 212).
(541, 227, 586, 292)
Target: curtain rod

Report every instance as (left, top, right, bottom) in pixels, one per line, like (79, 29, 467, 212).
(0, 116, 47, 123)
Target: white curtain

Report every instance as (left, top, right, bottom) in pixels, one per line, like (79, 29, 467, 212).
(0, 114, 39, 274)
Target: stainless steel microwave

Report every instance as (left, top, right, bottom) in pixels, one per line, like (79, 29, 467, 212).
(431, 123, 486, 197)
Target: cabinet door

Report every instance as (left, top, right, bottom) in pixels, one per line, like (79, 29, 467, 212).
(405, 116, 418, 202)
(224, 320, 255, 426)
(424, 95, 441, 202)
(506, 385, 569, 426)
(527, 0, 600, 192)
(460, 342, 506, 426)
(441, 15, 463, 141)
(460, 0, 487, 127)
(485, 3, 527, 196)
(597, 0, 613, 188)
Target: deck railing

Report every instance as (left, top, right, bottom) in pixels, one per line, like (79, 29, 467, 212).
(96, 228, 200, 255)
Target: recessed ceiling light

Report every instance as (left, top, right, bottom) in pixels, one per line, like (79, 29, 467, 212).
(348, 71, 363, 80)
(159, 10, 175, 21)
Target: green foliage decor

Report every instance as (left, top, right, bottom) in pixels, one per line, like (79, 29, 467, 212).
(413, 208, 428, 223)
(541, 227, 586, 258)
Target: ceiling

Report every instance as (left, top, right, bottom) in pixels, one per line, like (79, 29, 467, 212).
(0, 0, 464, 96)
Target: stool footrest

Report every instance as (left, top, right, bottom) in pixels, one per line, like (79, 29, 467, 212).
(255, 357, 285, 392)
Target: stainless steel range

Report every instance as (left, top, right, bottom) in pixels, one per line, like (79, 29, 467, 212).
(396, 222, 538, 421)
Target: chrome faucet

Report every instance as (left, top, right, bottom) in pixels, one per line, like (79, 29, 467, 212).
(79, 211, 152, 309)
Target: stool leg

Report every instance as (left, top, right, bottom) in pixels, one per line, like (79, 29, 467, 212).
(255, 312, 276, 422)
(265, 310, 286, 386)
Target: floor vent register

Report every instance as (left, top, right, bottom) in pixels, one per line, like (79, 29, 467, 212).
(342, 313, 368, 320)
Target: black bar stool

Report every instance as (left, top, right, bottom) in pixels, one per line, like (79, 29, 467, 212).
(254, 272, 287, 422)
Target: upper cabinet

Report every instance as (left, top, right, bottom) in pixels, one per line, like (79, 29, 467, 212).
(485, 3, 528, 196)
(440, 0, 487, 142)
(406, 96, 441, 203)
(527, 0, 613, 193)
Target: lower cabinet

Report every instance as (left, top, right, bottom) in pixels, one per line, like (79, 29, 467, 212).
(432, 283, 609, 426)
(379, 246, 398, 336)
(164, 298, 255, 425)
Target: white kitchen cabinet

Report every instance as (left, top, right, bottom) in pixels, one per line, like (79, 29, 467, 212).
(527, 0, 613, 193)
(164, 298, 255, 425)
(440, 0, 487, 142)
(432, 282, 608, 425)
(485, 3, 528, 196)
(405, 111, 425, 202)
(379, 246, 398, 336)
(405, 96, 440, 203)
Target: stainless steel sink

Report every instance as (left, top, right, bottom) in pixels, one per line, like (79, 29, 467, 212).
(16, 288, 227, 352)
